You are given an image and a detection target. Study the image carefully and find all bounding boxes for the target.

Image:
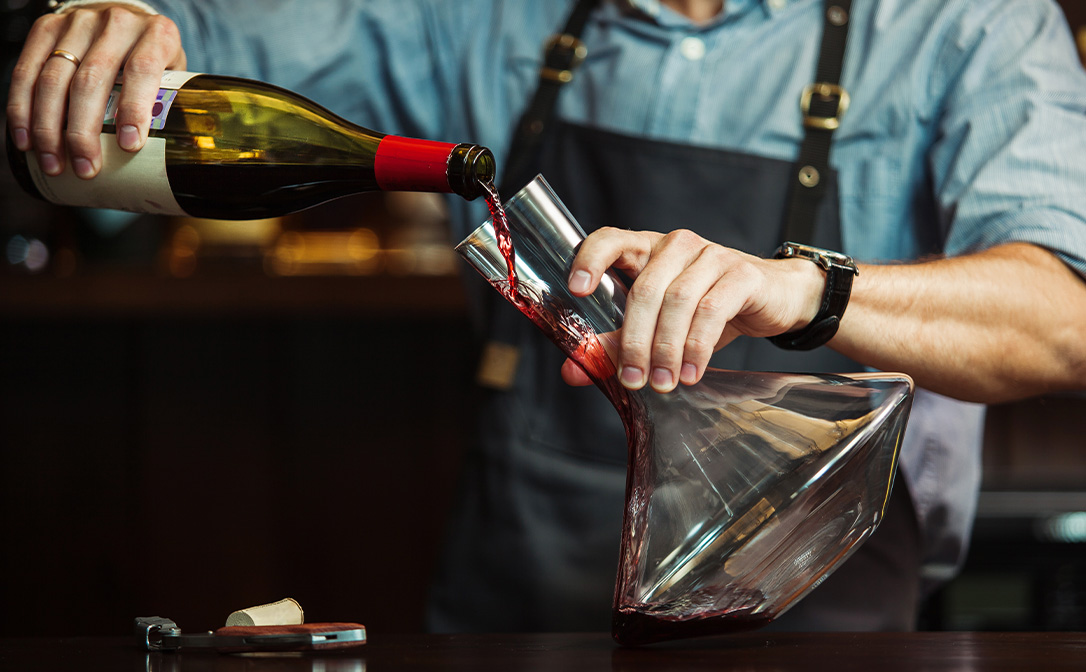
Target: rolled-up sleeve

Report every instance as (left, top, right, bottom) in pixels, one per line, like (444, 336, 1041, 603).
(930, 0, 1086, 277)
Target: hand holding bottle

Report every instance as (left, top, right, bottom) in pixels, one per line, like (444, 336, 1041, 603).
(6, 3, 186, 179)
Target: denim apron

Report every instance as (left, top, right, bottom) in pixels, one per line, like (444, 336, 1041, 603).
(428, 0, 919, 632)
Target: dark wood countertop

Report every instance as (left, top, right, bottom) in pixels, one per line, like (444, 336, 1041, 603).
(2, 632, 1084, 671)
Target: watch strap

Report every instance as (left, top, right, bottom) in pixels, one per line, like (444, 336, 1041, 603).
(768, 244, 857, 351)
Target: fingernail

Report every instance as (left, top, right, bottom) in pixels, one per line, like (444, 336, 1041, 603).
(40, 153, 61, 175)
(680, 363, 698, 384)
(569, 269, 592, 294)
(620, 365, 644, 389)
(12, 128, 30, 151)
(119, 125, 141, 150)
(650, 367, 674, 391)
(72, 157, 94, 178)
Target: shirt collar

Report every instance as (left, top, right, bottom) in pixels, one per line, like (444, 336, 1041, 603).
(620, 0, 793, 25)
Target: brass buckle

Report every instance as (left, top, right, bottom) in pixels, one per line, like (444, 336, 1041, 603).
(540, 33, 588, 84)
(800, 82, 850, 130)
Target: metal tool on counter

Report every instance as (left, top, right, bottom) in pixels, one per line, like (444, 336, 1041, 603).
(135, 598, 366, 652)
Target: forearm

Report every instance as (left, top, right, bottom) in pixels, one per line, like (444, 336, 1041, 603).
(832, 243, 1086, 404)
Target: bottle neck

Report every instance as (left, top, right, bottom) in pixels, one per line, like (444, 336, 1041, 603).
(446, 144, 496, 200)
(373, 137, 495, 200)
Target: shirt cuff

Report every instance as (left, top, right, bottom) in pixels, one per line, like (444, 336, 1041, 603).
(48, 0, 158, 15)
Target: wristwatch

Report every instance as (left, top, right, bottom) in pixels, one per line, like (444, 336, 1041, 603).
(768, 241, 859, 351)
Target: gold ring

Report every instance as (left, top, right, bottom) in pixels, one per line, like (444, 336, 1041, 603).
(49, 49, 82, 68)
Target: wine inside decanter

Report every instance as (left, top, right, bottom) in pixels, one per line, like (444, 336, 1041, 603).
(457, 175, 913, 646)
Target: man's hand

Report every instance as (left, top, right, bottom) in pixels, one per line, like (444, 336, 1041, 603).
(563, 228, 1086, 405)
(6, 3, 186, 179)
(562, 227, 825, 392)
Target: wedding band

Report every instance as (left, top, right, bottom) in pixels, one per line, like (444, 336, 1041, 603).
(48, 49, 82, 68)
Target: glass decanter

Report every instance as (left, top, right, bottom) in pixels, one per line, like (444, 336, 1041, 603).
(456, 176, 913, 645)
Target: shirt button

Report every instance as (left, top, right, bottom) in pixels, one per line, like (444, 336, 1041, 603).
(767, 0, 787, 10)
(679, 36, 706, 61)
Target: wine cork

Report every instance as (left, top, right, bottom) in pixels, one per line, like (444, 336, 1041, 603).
(225, 598, 305, 627)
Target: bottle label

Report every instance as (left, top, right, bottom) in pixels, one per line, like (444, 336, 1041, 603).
(104, 86, 177, 131)
(24, 71, 203, 216)
(27, 135, 184, 215)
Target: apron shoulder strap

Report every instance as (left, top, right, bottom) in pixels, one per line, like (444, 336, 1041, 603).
(499, 0, 600, 199)
(483, 0, 600, 390)
(781, 0, 854, 245)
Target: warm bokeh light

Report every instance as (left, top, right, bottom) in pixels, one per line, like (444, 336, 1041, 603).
(266, 228, 382, 276)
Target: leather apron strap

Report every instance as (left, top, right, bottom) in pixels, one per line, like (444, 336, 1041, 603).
(498, 0, 600, 200)
(782, 0, 854, 244)
(478, 0, 600, 390)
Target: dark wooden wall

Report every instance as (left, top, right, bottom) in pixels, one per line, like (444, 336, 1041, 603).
(1, 311, 478, 635)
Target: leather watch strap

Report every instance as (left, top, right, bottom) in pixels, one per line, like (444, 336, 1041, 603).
(768, 242, 858, 351)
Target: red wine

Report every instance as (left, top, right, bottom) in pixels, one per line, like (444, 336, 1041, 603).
(613, 602, 771, 646)
(165, 163, 378, 219)
(483, 182, 518, 298)
(482, 182, 618, 373)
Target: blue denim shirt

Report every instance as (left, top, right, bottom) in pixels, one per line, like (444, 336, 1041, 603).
(149, 0, 1086, 586)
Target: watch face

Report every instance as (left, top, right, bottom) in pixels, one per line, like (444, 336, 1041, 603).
(778, 242, 857, 273)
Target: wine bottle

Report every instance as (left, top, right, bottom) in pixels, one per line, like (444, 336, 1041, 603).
(6, 71, 496, 219)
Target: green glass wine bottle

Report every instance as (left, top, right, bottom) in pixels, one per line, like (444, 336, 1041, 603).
(7, 71, 495, 219)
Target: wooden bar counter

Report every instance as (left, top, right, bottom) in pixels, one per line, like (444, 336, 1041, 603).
(2, 632, 1084, 671)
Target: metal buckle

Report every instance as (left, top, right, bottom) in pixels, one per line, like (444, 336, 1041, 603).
(800, 82, 850, 131)
(540, 33, 588, 84)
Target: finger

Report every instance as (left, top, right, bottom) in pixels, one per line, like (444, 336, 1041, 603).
(35, 10, 105, 175)
(65, 10, 185, 178)
(111, 14, 187, 152)
(65, 13, 159, 173)
(679, 276, 754, 384)
(18, 18, 86, 174)
(6, 14, 67, 153)
(684, 254, 789, 384)
(649, 251, 726, 391)
(561, 358, 594, 386)
(62, 8, 134, 177)
(680, 249, 775, 383)
(568, 227, 655, 296)
(562, 330, 620, 386)
(617, 230, 704, 390)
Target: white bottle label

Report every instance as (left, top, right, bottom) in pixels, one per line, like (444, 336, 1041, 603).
(25, 71, 203, 216)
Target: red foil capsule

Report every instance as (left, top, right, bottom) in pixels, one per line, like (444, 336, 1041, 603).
(373, 135, 457, 194)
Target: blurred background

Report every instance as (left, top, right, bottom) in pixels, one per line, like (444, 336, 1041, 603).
(2, 0, 1085, 636)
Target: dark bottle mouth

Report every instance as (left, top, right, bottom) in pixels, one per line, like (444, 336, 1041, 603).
(447, 144, 496, 200)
